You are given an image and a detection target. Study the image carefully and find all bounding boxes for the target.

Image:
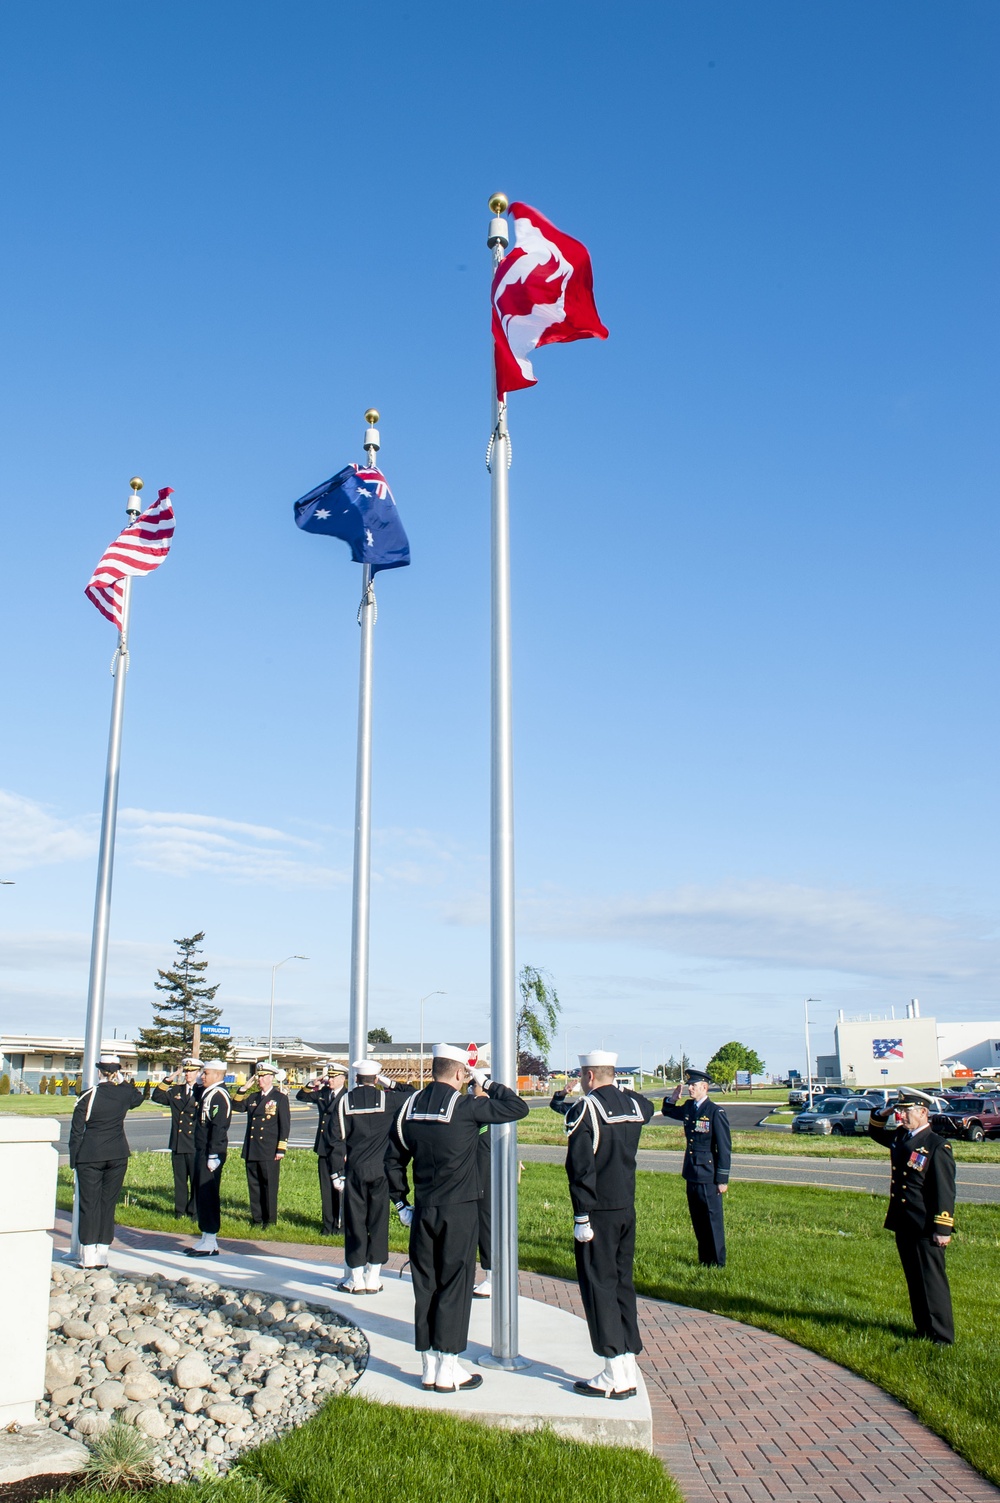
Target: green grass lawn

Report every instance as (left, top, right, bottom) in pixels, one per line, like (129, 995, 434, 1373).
(53, 1395, 680, 1503)
(0, 1095, 169, 1115)
(515, 1110, 999, 1161)
(64, 1149, 1000, 1488)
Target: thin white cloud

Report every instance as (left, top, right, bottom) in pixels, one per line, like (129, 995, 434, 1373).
(448, 878, 1000, 985)
(118, 810, 347, 888)
(0, 790, 95, 871)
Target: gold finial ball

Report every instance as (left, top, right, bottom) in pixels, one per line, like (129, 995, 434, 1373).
(365, 409, 380, 426)
(489, 193, 509, 215)
(129, 476, 144, 492)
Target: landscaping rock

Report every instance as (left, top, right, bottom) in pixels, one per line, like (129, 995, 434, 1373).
(43, 1265, 367, 1483)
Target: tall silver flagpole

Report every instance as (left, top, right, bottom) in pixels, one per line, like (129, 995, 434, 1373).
(72, 475, 144, 1259)
(482, 194, 527, 1369)
(347, 410, 381, 1087)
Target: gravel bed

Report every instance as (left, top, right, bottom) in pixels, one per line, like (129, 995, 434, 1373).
(41, 1263, 368, 1481)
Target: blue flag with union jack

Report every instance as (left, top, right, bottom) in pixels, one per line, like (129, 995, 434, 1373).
(293, 465, 410, 575)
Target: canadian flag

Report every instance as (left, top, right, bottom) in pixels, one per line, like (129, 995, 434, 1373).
(491, 202, 608, 401)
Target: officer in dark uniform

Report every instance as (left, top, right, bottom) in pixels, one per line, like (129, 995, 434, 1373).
(186, 1058, 232, 1258)
(297, 1062, 346, 1234)
(868, 1087, 956, 1344)
(561, 1050, 654, 1398)
(152, 1058, 203, 1218)
(68, 1053, 144, 1268)
(386, 1042, 528, 1393)
(328, 1059, 412, 1293)
(232, 1061, 291, 1229)
(661, 1067, 731, 1266)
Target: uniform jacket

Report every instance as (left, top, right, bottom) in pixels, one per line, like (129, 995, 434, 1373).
(867, 1119, 956, 1237)
(660, 1095, 732, 1185)
(296, 1082, 339, 1154)
(195, 1082, 232, 1160)
(68, 1080, 144, 1168)
(564, 1085, 654, 1214)
(326, 1081, 413, 1182)
(386, 1080, 528, 1208)
(232, 1084, 291, 1162)
(151, 1080, 203, 1155)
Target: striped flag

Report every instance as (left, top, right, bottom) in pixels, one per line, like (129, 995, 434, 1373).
(85, 488, 175, 629)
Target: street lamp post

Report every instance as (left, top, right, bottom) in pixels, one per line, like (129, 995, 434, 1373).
(804, 998, 820, 1108)
(419, 991, 445, 1088)
(639, 1042, 649, 1090)
(269, 956, 308, 1063)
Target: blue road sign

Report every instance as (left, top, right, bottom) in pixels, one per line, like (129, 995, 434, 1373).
(200, 1025, 231, 1037)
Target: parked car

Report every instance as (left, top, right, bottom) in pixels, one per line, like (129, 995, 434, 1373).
(791, 1097, 872, 1135)
(931, 1095, 1000, 1142)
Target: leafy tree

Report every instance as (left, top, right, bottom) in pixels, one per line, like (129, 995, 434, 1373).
(516, 966, 560, 1068)
(136, 932, 222, 1069)
(517, 1050, 549, 1079)
(0, 1073, 9, 1095)
(706, 1041, 766, 1090)
(367, 1027, 392, 1045)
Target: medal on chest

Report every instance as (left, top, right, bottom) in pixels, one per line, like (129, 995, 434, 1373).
(693, 1118, 711, 1135)
(907, 1147, 928, 1171)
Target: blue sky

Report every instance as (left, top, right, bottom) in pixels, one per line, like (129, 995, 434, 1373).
(1, 2, 998, 1074)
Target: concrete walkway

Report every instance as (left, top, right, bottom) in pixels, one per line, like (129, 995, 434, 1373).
(51, 1216, 999, 1502)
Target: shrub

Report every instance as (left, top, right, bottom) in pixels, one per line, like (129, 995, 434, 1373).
(82, 1417, 159, 1492)
(0, 1073, 9, 1095)
(60, 1075, 70, 1096)
(38, 1075, 48, 1094)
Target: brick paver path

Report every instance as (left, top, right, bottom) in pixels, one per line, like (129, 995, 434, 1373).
(54, 1214, 998, 1502)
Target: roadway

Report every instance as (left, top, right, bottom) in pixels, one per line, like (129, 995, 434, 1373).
(53, 1104, 1000, 1203)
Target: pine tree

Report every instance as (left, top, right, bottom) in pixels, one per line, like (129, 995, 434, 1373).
(136, 932, 222, 1069)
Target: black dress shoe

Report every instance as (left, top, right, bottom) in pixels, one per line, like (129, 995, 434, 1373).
(573, 1379, 636, 1399)
(184, 1248, 220, 1258)
(435, 1373, 483, 1393)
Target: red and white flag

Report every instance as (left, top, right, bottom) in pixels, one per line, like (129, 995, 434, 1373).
(85, 488, 175, 630)
(491, 202, 608, 401)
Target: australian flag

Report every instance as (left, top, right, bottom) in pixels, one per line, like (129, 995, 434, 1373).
(293, 465, 410, 575)
(873, 1038, 904, 1060)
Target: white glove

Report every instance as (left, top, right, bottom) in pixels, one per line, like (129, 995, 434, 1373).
(377, 1073, 393, 1089)
(573, 1216, 594, 1243)
(470, 1068, 489, 1087)
(332, 1175, 345, 1193)
(207, 1155, 221, 1173)
(396, 1203, 414, 1227)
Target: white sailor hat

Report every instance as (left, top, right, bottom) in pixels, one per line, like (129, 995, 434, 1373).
(255, 1060, 279, 1074)
(203, 1058, 228, 1072)
(433, 1042, 469, 1065)
(579, 1050, 618, 1069)
(97, 1053, 121, 1069)
(324, 1061, 344, 1074)
(353, 1058, 380, 1075)
(895, 1087, 936, 1108)
(181, 1057, 202, 1070)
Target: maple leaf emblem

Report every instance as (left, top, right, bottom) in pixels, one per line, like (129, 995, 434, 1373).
(495, 253, 568, 321)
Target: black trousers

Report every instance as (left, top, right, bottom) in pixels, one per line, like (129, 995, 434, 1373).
(76, 1160, 128, 1245)
(171, 1151, 197, 1218)
(195, 1153, 225, 1235)
(246, 1158, 281, 1226)
(477, 1149, 491, 1271)
(574, 1208, 642, 1358)
(895, 1232, 955, 1344)
(343, 1173, 389, 1267)
(686, 1181, 726, 1265)
(317, 1153, 342, 1235)
(409, 1200, 478, 1354)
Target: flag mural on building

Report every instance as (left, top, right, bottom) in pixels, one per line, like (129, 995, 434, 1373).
(84, 488, 175, 628)
(873, 1039, 905, 1059)
(293, 464, 409, 573)
(491, 202, 608, 401)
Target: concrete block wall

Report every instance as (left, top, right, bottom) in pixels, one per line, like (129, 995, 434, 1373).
(0, 1117, 60, 1425)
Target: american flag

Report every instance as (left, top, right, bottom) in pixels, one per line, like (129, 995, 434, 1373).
(872, 1038, 904, 1060)
(85, 488, 175, 629)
